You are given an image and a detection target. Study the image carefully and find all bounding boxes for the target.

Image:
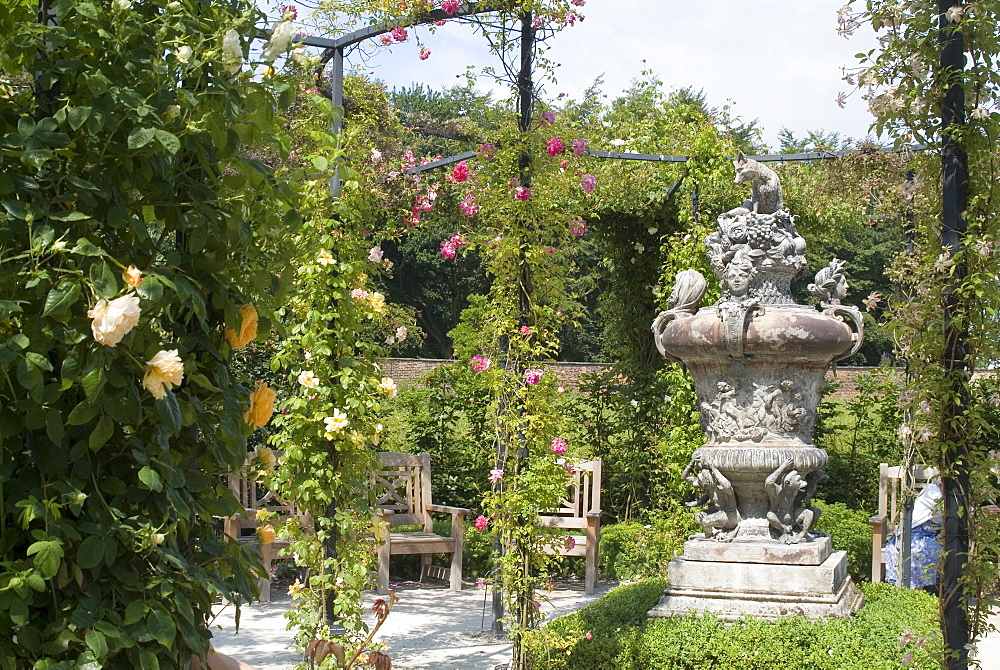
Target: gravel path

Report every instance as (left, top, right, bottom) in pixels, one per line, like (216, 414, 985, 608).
(210, 581, 1000, 670)
(209, 580, 610, 670)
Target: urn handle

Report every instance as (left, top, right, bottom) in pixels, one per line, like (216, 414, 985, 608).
(827, 305, 865, 362)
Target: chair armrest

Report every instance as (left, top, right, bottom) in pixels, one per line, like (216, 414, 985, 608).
(869, 513, 886, 527)
(586, 509, 602, 519)
(376, 508, 395, 519)
(426, 504, 471, 516)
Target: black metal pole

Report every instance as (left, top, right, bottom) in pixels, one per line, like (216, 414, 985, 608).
(492, 9, 535, 645)
(938, 2, 970, 667)
(329, 47, 345, 199)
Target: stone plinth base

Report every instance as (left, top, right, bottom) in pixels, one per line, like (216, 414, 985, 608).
(648, 548, 864, 621)
(682, 533, 831, 565)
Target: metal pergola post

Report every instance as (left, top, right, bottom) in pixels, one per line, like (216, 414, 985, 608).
(938, 0, 970, 666)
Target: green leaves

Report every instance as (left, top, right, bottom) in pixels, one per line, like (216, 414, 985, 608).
(146, 609, 176, 648)
(42, 279, 82, 319)
(27, 539, 64, 579)
(77, 535, 106, 570)
(127, 127, 156, 151)
(138, 466, 162, 492)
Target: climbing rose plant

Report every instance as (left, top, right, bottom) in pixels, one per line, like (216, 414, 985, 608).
(0, 0, 306, 665)
(840, 0, 1000, 652)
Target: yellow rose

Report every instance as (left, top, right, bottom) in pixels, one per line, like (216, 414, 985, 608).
(258, 524, 276, 544)
(88, 293, 141, 347)
(369, 291, 386, 313)
(124, 265, 143, 288)
(378, 377, 397, 399)
(255, 445, 278, 469)
(243, 381, 275, 429)
(225, 303, 258, 349)
(298, 370, 319, 388)
(142, 349, 184, 399)
(288, 579, 303, 597)
(323, 409, 348, 437)
(317, 250, 334, 266)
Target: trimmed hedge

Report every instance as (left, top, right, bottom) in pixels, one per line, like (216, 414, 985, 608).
(524, 580, 940, 669)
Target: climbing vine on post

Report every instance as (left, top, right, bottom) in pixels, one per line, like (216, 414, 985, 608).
(840, 2, 1000, 665)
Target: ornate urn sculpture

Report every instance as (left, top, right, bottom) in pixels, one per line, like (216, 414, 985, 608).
(648, 155, 865, 620)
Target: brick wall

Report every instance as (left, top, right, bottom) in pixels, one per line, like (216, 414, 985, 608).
(379, 358, 610, 389)
(382, 359, 912, 400)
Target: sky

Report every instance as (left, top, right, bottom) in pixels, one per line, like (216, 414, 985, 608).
(298, 1, 881, 150)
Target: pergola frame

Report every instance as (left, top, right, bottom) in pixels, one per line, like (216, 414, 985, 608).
(288, 4, 971, 666)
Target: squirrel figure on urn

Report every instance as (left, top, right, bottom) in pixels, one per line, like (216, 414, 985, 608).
(732, 151, 783, 215)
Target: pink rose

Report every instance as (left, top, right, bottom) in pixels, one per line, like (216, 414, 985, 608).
(540, 110, 555, 126)
(551, 438, 567, 455)
(391, 26, 408, 42)
(570, 219, 587, 237)
(580, 173, 597, 193)
(475, 515, 488, 530)
(524, 368, 543, 385)
(440, 240, 457, 259)
(572, 138, 587, 156)
(514, 187, 531, 201)
(471, 354, 491, 372)
(520, 326, 531, 335)
(418, 47, 431, 60)
(479, 143, 496, 160)
(546, 137, 564, 156)
(451, 160, 469, 183)
(460, 193, 479, 216)
(489, 468, 504, 483)
(441, 0, 460, 14)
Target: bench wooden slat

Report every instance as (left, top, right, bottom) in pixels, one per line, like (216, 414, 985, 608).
(374, 451, 465, 593)
(537, 458, 602, 594)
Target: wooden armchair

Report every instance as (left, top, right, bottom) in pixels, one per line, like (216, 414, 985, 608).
(539, 458, 602, 594)
(374, 451, 471, 594)
(224, 452, 302, 601)
(869, 462, 939, 583)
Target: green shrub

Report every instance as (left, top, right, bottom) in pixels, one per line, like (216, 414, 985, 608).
(525, 581, 940, 670)
(525, 579, 669, 669)
(813, 500, 873, 583)
(599, 506, 696, 581)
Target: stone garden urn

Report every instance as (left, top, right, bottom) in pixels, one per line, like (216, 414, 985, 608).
(647, 155, 865, 620)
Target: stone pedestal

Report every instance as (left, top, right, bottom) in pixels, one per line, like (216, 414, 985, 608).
(648, 534, 864, 621)
(650, 167, 867, 623)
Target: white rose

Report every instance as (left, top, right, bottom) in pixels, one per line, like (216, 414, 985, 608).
(88, 293, 141, 347)
(262, 20, 296, 63)
(143, 350, 184, 399)
(222, 29, 242, 73)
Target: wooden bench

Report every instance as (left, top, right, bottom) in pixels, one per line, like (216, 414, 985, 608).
(374, 451, 471, 594)
(869, 462, 939, 583)
(539, 458, 602, 594)
(223, 453, 302, 601)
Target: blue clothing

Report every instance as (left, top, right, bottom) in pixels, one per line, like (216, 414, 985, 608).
(885, 522, 941, 588)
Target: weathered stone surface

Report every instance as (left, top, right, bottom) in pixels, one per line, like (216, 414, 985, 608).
(648, 551, 863, 621)
(647, 161, 864, 621)
(682, 534, 831, 565)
